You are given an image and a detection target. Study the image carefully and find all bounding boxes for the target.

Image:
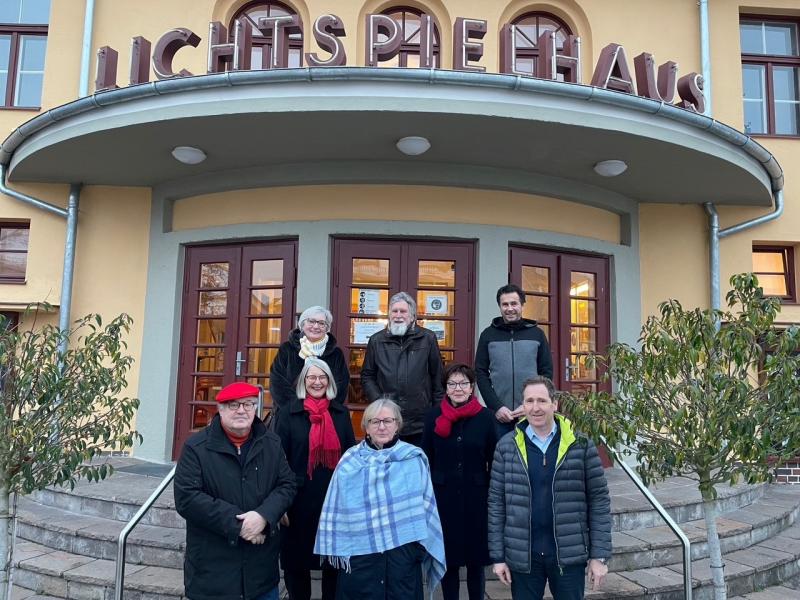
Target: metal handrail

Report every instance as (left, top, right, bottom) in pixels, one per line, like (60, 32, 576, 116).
(604, 439, 693, 600)
(114, 465, 176, 600)
(114, 386, 265, 598)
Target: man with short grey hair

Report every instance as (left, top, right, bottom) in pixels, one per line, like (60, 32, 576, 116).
(361, 291, 444, 446)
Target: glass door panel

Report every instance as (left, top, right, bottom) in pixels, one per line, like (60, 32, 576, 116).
(175, 241, 296, 459)
(332, 238, 475, 438)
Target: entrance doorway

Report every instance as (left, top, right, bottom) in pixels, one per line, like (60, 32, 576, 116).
(331, 237, 476, 433)
(509, 246, 610, 395)
(173, 240, 297, 457)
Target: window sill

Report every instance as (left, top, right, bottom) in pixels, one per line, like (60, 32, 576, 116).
(0, 106, 41, 112)
(0, 279, 26, 285)
(749, 133, 800, 140)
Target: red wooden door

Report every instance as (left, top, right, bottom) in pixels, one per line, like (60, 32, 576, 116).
(331, 237, 476, 436)
(173, 241, 296, 458)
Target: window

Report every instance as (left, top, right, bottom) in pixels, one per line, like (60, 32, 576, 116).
(0, 0, 49, 108)
(752, 245, 796, 301)
(0, 223, 29, 282)
(378, 7, 440, 67)
(232, 1, 303, 68)
(740, 17, 800, 136)
(510, 12, 572, 79)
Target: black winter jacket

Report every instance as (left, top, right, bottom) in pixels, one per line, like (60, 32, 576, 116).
(273, 397, 356, 570)
(360, 324, 444, 436)
(269, 330, 350, 409)
(475, 317, 553, 412)
(174, 415, 297, 600)
(487, 416, 612, 572)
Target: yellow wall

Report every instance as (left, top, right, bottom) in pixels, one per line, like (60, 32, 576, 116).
(172, 185, 621, 243)
(3, 0, 800, 338)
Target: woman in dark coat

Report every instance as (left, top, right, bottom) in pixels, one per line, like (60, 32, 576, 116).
(270, 306, 350, 413)
(422, 362, 497, 600)
(274, 358, 356, 600)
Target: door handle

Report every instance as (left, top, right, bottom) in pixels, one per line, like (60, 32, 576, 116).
(235, 351, 246, 376)
(564, 357, 577, 381)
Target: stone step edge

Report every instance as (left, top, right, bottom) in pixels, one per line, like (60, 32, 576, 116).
(16, 486, 799, 573)
(11, 525, 800, 600)
(30, 478, 769, 532)
(611, 483, 767, 532)
(608, 489, 800, 572)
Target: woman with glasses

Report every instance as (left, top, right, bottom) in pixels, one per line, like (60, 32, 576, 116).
(270, 306, 350, 414)
(422, 363, 497, 600)
(314, 398, 446, 600)
(273, 358, 356, 600)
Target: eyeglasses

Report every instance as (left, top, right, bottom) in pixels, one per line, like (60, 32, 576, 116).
(305, 374, 329, 382)
(367, 417, 397, 427)
(305, 319, 328, 329)
(446, 380, 472, 389)
(225, 401, 258, 411)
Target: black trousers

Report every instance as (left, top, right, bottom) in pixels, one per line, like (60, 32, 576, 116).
(284, 565, 337, 600)
(336, 543, 423, 600)
(440, 565, 485, 600)
(511, 555, 586, 600)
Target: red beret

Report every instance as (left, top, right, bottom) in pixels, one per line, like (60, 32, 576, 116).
(215, 382, 260, 403)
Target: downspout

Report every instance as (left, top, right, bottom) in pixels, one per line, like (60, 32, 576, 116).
(78, 0, 96, 97)
(0, 164, 80, 346)
(58, 185, 81, 355)
(700, 0, 784, 310)
(699, 0, 712, 116)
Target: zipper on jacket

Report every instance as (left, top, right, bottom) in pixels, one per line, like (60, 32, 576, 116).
(510, 330, 516, 411)
(514, 436, 533, 574)
(551, 436, 576, 573)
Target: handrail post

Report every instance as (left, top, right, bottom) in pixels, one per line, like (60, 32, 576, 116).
(603, 441, 693, 600)
(114, 466, 176, 600)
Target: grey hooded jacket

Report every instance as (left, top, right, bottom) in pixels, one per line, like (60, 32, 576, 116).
(487, 415, 612, 572)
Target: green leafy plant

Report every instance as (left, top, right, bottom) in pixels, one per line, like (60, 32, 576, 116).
(560, 273, 800, 600)
(0, 309, 142, 600)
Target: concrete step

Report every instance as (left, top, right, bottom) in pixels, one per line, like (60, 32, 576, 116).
(609, 485, 800, 571)
(16, 498, 185, 569)
(11, 540, 185, 600)
(10, 521, 800, 600)
(28, 466, 767, 534)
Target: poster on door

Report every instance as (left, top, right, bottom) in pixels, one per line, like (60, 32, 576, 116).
(357, 289, 381, 314)
(425, 294, 448, 315)
(353, 321, 386, 344)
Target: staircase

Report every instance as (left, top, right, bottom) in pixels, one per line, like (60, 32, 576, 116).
(9, 459, 800, 600)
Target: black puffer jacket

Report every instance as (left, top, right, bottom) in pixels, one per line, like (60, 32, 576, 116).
(487, 415, 612, 572)
(360, 325, 444, 436)
(269, 330, 350, 410)
(174, 416, 297, 600)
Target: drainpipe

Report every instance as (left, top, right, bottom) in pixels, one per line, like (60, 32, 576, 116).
(0, 164, 81, 347)
(57, 185, 81, 355)
(704, 191, 785, 311)
(78, 0, 96, 97)
(699, 0, 712, 116)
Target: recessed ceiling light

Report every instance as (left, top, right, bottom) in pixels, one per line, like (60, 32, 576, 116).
(594, 159, 628, 177)
(396, 136, 431, 156)
(172, 146, 207, 165)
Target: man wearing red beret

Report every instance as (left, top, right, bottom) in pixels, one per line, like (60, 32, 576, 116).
(175, 382, 296, 600)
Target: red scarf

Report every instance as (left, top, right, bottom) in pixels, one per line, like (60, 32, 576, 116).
(434, 395, 483, 438)
(305, 394, 342, 478)
(223, 428, 251, 451)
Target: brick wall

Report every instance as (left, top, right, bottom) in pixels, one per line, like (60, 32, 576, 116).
(776, 459, 800, 484)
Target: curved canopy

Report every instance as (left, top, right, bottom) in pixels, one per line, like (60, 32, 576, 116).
(0, 67, 782, 207)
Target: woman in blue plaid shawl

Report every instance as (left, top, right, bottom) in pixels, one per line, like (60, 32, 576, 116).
(314, 398, 446, 600)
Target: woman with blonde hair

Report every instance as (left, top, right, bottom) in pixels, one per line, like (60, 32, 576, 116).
(315, 398, 446, 600)
(274, 358, 355, 600)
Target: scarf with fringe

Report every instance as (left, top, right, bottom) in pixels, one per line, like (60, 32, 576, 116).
(314, 440, 446, 598)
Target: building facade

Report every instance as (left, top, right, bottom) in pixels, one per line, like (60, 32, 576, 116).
(0, 0, 797, 462)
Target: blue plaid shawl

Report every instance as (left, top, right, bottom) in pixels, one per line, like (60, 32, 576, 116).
(314, 440, 446, 595)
